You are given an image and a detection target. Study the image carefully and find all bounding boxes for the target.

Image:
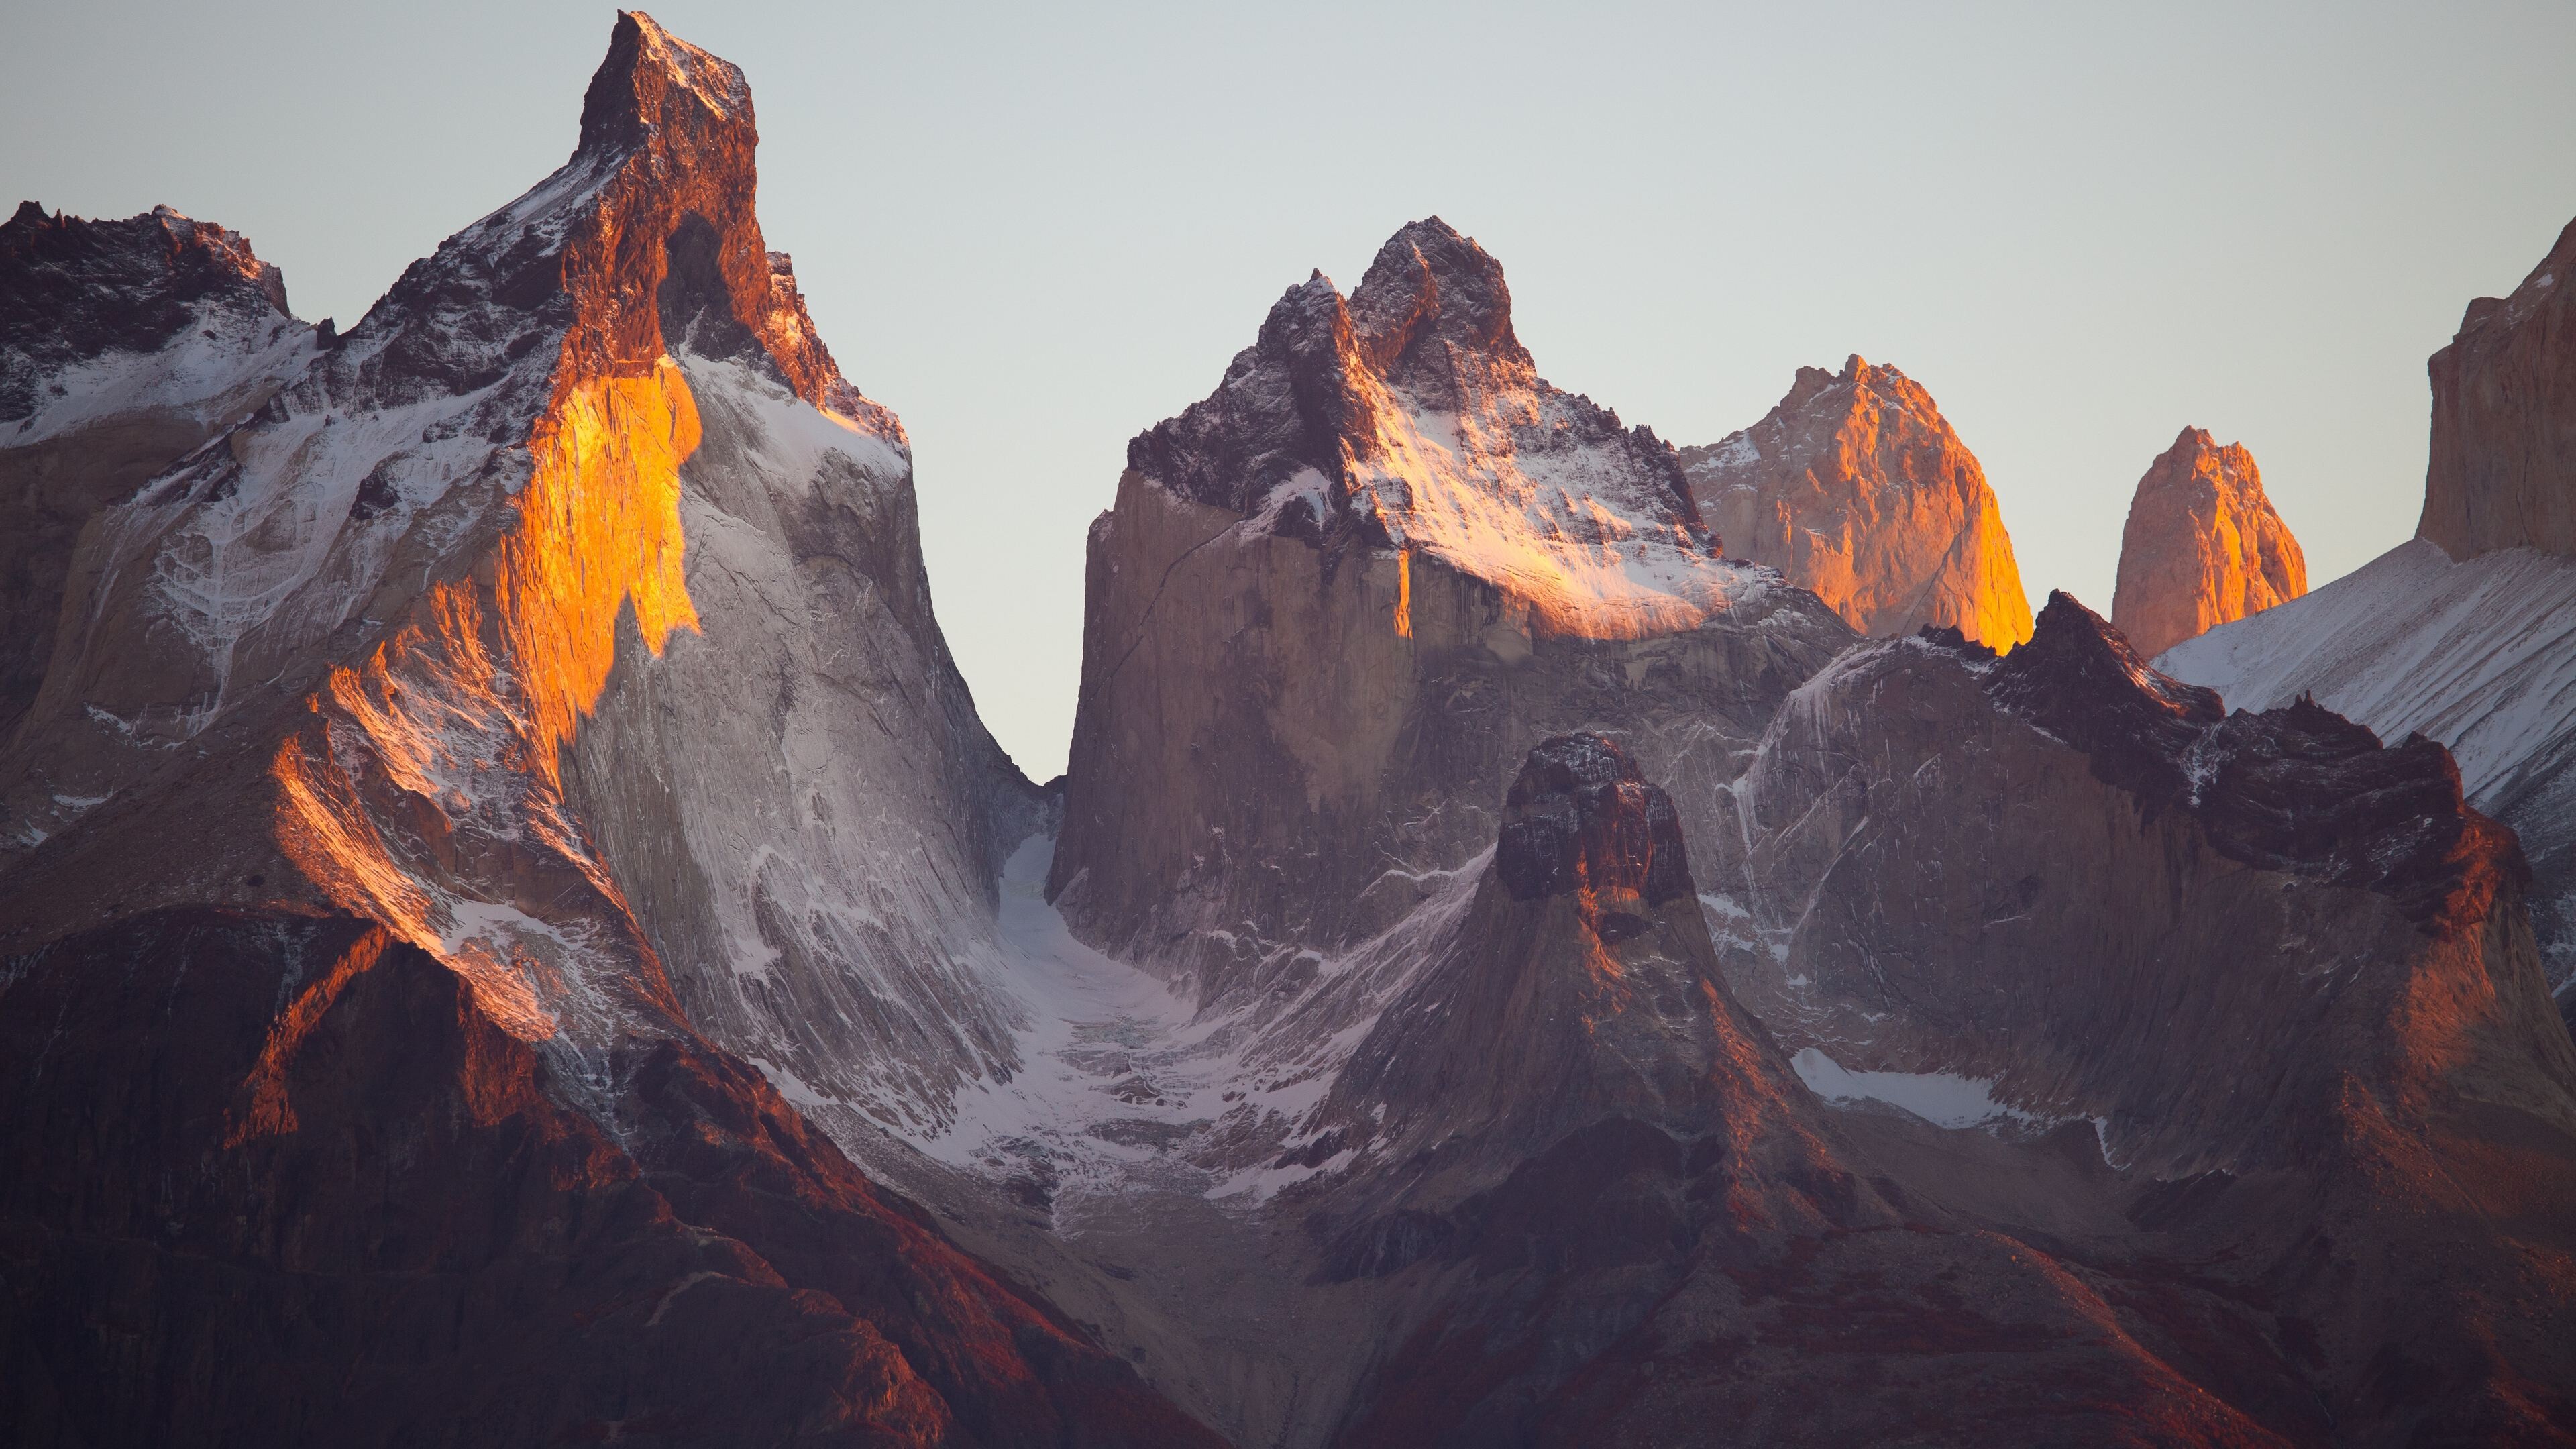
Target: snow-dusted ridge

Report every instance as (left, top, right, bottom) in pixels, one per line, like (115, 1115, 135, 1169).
(1128, 218, 1768, 641)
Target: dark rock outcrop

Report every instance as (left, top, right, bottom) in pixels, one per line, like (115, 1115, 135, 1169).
(0, 908, 1219, 1448)
(2112, 427, 2306, 658)
(1, 201, 289, 424)
(1718, 592, 2574, 1177)
(1493, 734, 1695, 909)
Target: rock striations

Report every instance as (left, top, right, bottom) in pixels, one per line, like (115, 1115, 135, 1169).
(0, 13, 1210, 1446)
(2420, 212, 2576, 559)
(1050, 218, 1855, 1002)
(1678, 354, 2034, 650)
(2112, 426, 2306, 658)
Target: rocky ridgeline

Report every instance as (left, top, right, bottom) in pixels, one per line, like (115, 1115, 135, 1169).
(5, 13, 2576, 1448)
(1050, 217, 1855, 1002)
(0, 13, 1202, 1444)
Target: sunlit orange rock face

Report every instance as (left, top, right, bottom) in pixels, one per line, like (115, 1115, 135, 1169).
(2420, 215, 2576, 559)
(1050, 219, 1856, 997)
(0, 12, 1212, 1445)
(1679, 355, 2034, 650)
(2112, 426, 2306, 659)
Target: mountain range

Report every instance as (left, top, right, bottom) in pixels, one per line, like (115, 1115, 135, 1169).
(5, 13, 2573, 1448)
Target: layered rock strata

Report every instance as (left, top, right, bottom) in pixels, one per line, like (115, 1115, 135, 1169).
(0, 13, 1196, 1443)
(2112, 426, 2306, 658)
(1049, 218, 1856, 1005)
(1678, 354, 2033, 650)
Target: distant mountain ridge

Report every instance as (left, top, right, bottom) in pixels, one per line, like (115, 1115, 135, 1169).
(1678, 354, 2034, 651)
(3, 15, 2575, 1448)
(2112, 425, 2306, 659)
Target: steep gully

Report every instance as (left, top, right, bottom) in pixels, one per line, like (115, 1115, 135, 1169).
(5, 10, 2576, 1449)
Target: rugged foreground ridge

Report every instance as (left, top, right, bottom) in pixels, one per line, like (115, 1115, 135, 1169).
(2112, 426, 2306, 659)
(2164, 208, 2576, 1015)
(0, 13, 1209, 1445)
(1678, 354, 2034, 650)
(1696, 594, 2576, 1437)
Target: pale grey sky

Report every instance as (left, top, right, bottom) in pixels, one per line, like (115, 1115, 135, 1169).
(9, 1, 2574, 777)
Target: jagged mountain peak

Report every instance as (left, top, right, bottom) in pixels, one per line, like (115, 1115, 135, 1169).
(1124, 216, 1740, 641)
(2110, 425, 2305, 658)
(1346, 215, 1530, 387)
(1776, 352, 1916, 413)
(1992, 590, 2222, 723)
(321, 8, 883, 437)
(576, 10, 751, 161)
(1679, 351, 2033, 649)
(1948, 589, 2515, 938)
(2, 201, 299, 430)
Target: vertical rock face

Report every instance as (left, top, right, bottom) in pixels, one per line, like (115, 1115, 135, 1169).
(0, 13, 1208, 1444)
(1677, 354, 2034, 650)
(2110, 426, 2306, 658)
(2163, 208, 2576, 1012)
(0, 7, 1036, 1130)
(2418, 214, 2576, 559)
(1049, 218, 1856, 1004)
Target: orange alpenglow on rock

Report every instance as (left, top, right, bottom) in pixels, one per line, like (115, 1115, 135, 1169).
(1678, 355, 2035, 650)
(2112, 426, 2307, 659)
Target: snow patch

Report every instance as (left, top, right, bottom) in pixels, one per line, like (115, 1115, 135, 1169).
(1791, 1046, 2045, 1131)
